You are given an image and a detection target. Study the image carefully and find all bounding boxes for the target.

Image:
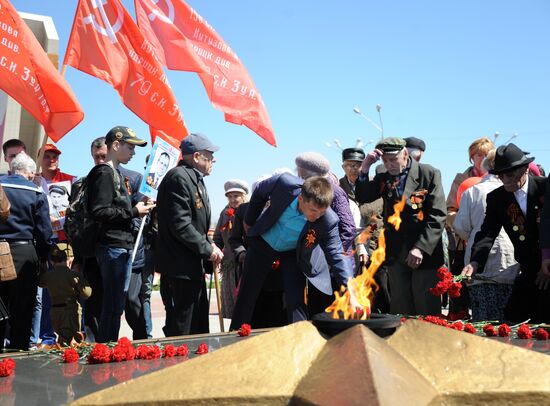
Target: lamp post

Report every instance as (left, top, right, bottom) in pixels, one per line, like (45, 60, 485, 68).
(353, 107, 382, 134)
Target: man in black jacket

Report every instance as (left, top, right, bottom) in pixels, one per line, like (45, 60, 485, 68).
(156, 133, 223, 336)
(87, 126, 152, 342)
(355, 137, 447, 316)
(463, 144, 549, 322)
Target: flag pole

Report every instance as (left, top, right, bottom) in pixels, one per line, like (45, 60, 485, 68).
(213, 263, 224, 332)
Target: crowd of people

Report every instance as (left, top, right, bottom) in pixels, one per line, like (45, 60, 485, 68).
(0, 128, 548, 350)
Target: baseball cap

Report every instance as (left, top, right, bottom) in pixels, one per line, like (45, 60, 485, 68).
(105, 126, 147, 147)
(180, 133, 219, 155)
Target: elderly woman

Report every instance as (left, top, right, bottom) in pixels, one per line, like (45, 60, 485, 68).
(453, 150, 519, 321)
(214, 179, 249, 319)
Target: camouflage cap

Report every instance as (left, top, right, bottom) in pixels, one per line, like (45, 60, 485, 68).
(375, 137, 406, 155)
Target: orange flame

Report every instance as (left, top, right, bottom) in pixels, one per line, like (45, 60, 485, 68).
(325, 230, 386, 319)
(388, 196, 406, 231)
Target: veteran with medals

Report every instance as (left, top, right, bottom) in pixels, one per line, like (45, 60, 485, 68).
(463, 144, 550, 323)
(355, 137, 447, 316)
(156, 133, 223, 336)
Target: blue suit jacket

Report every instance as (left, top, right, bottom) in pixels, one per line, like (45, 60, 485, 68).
(245, 173, 353, 295)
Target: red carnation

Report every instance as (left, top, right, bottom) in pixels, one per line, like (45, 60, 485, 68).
(516, 324, 533, 339)
(498, 324, 512, 337)
(238, 324, 252, 337)
(464, 323, 477, 334)
(163, 345, 176, 358)
(136, 345, 162, 360)
(483, 324, 497, 337)
(451, 321, 463, 331)
(448, 282, 462, 298)
(196, 343, 209, 355)
(117, 337, 132, 348)
(62, 348, 80, 364)
(88, 343, 112, 364)
(436, 267, 452, 281)
(176, 344, 189, 357)
(535, 328, 549, 341)
(424, 315, 449, 328)
(0, 358, 15, 377)
(226, 208, 235, 217)
(447, 310, 470, 321)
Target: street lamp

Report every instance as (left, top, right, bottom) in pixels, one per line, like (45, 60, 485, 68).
(353, 107, 382, 133)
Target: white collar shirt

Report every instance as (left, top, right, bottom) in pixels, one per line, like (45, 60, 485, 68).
(513, 176, 529, 217)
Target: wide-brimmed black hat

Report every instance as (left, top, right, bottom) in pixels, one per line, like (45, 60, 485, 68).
(342, 147, 365, 162)
(489, 143, 534, 175)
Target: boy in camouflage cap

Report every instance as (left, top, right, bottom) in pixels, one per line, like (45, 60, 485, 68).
(39, 244, 92, 345)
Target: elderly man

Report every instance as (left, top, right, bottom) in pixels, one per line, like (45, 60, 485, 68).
(156, 133, 223, 336)
(356, 137, 446, 316)
(463, 143, 549, 322)
(0, 153, 52, 350)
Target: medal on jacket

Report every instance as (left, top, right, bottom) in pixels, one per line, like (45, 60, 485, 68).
(124, 176, 132, 196)
(507, 203, 526, 241)
(195, 192, 203, 209)
(305, 229, 317, 248)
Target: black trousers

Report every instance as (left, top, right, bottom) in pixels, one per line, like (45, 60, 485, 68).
(0, 243, 38, 351)
(505, 273, 550, 323)
(230, 237, 306, 331)
(165, 277, 209, 336)
(82, 257, 102, 341)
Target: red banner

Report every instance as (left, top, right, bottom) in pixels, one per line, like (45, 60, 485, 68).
(64, 0, 187, 141)
(0, 0, 83, 142)
(149, 127, 182, 150)
(135, 0, 276, 147)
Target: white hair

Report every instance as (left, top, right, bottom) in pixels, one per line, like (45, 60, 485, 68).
(407, 147, 422, 160)
(10, 152, 36, 175)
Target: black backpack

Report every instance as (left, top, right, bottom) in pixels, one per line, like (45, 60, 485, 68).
(65, 164, 121, 258)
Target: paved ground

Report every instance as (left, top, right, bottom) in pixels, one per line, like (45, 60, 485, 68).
(119, 284, 231, 339)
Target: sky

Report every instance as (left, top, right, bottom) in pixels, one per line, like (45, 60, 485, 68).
(9, 0, 550, 219)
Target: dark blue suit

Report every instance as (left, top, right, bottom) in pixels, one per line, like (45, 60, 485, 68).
(230, 173, 353, 329)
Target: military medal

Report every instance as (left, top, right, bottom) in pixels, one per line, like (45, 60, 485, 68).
(195, 192, 203, 209)
(519, 235, 526, 241)
(512, 225, 519, 231)
(412, 204, 418, 210)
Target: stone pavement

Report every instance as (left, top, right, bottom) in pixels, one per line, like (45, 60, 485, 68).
(119, 286, 231, 339)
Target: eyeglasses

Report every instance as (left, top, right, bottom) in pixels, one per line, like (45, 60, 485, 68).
(343, 162, 361, 169)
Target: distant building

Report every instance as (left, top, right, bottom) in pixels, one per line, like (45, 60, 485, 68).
(0, 12, 59, 172)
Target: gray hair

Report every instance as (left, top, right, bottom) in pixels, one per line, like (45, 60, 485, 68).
(407, 147, 422, 161)
(10, 152, 36, 175)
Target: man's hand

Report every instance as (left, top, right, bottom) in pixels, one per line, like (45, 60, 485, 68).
(461, 261, 479, 279)
(541, 259, 550, 276)
(361, 149, 383, 173)
(406, 247, 423, 269)
(135, 201, 156, 218)
(209, 243, 223, 265)
(536, 271, 550, 290)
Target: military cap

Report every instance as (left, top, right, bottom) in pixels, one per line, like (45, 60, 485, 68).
(342, 148, 365, 162)
(375, 137, 406, 155)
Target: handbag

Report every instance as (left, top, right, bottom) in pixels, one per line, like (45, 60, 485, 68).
(0, 242, 17, 282)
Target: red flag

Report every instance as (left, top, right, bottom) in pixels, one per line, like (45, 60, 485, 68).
(135, 0, 276, 147)
(0, 0, 83, 142)
(149, 127, 182, 150)
(64, 0, 187, 140)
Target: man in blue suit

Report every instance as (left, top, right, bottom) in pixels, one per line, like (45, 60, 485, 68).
(230, 174, 353, 329)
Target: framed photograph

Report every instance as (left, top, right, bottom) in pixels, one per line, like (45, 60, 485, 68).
(139, 137, 180, 199)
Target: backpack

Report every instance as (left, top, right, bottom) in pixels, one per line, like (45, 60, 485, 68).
(65, 164, 121, 258)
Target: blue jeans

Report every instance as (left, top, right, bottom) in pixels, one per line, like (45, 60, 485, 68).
(95, 245, 131, 343)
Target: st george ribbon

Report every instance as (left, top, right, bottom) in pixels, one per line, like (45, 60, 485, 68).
(64, 0, 188, 141)
(0, 0, 84, 141)
(135, 0, 276, 146)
